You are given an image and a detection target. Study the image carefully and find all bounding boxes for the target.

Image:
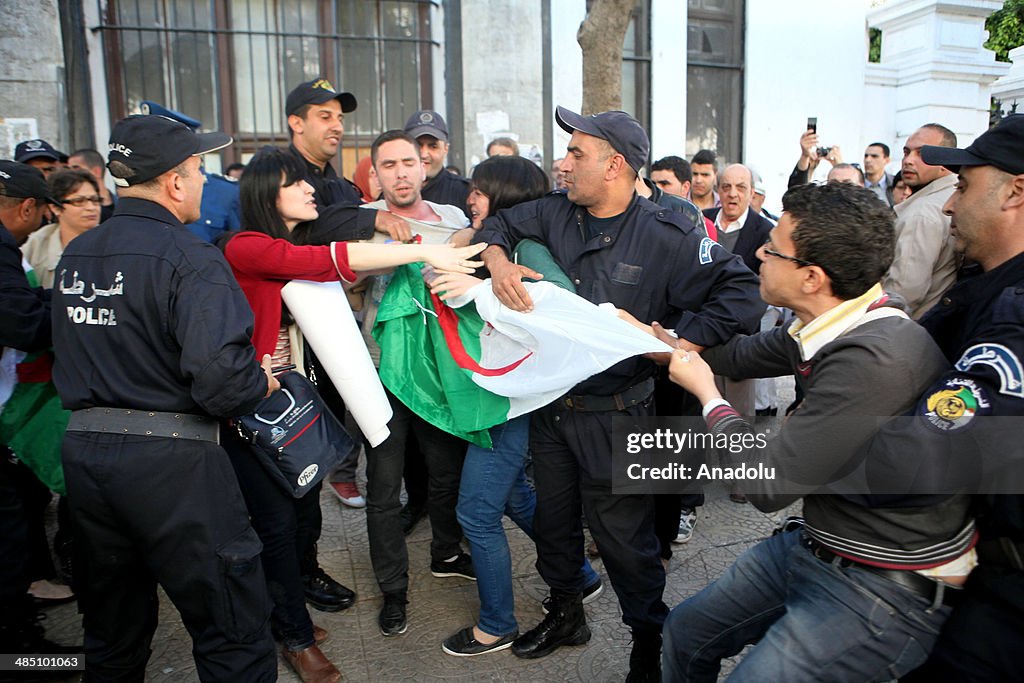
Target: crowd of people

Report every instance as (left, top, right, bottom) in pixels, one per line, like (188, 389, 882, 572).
(1, 74, 1022, 683)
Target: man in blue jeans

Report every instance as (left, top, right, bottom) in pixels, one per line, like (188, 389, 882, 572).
(659, 182, 975, 682)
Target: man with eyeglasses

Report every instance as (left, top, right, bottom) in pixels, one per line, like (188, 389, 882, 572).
(655, 182, 975, 681)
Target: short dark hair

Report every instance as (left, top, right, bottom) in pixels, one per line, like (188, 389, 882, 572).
(49, 169, 100, 202)
(867, 142, 890, 158)
(651, 156, 692, 184)
(486, 137, 520, 156)
(371, 129, 419, 166)
(239, 146, 308, 242)
(782, 182, 895, 300)
(691, 149, 717, 169)
(893, 170, 904, 184)
(920, 123, 957, 148)
(69, 148, 105, 170)
(828, 163, 866, 185)
(225, 162, 245, 174)
(287, 104, 313, 139)
(471, 156, 549, 216)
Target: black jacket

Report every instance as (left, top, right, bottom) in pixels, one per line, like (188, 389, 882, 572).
(421, 170, 471, 219)
(0, 224, 50, 353)
(51, 198, 267, 417)
(475, 192, 765, 396)
(286, 144, 377, 245)
(703, 206, 773, 274)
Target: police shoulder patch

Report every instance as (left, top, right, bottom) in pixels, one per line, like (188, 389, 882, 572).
(920, 377, 992, 432)
(954, 343, 1024, 398)
(698, 237, 715, 265)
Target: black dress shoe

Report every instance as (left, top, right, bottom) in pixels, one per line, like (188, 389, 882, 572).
(512, 592, 590, 659)
(379, 592, 408, 637)
(301, 568, 355, 612)
(442, 626, 517, 657)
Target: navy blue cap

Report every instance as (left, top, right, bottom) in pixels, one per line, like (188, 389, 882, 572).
(107, 115, 232, 187)
(140, 101, 201, 129)
(921, 114, 1024, 176)
(404, 110, 449, 142)
(14, 139, 66, 164)
(0, 160, 54, 202)
(555, 106, 650, 174)
(286, 79, 357, 117)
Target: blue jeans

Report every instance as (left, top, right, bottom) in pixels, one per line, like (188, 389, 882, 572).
(457, 415, 599, 637)
(662, 529, 951, 682)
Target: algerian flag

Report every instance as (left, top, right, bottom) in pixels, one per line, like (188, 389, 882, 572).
(0, 260, 69, 494)
(372, 264, 672, 447)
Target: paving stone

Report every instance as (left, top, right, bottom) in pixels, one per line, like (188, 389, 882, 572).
(41, 467, 798, 681)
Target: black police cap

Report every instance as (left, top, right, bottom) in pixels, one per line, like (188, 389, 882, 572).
(107, 115, 232, 188)
(404, 110, 449, 143)
(555, 106, 650, 174)
(286, 79, 357, 117)
(15, 139, 66, 164)
(921, 114, 1024, 176)
(0, 160, 54, 202)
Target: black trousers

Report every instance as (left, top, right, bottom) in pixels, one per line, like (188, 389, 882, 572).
(652, 370, 705, 561)
(365, 390, 467, 594)
(530, 396, 669, 633)
(222, 426, 318, 650)
(901, 564, 1024, 682)
(63, 432, 275, 683)
(0, 452, 34, 640)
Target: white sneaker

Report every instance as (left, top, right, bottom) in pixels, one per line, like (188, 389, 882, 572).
(673, 507, 697, 544)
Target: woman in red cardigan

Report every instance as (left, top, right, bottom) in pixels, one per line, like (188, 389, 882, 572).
(222, 147, 483, 683)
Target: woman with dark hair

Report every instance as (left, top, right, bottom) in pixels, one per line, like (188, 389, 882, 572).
(432, 155, 602, 658)
(22, 169, 102, 288)
(449, 155, 550, 248)
(221, 146, 484, 682)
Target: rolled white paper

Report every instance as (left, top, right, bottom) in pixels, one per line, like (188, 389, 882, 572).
(282, 280, 392, 447)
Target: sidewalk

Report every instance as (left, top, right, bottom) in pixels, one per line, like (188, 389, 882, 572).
(42, 480, 792, 682)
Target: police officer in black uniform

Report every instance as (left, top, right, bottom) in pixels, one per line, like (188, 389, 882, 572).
(871, 114, 1024, 683)
(474, 107, 764, 681)
(51, 116, 279, 682)
(284, 79, 410, 245)
(404, 110, 471, 219)
(0, 160, 64, 658)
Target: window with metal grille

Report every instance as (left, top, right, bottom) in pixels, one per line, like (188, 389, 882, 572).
(95, 0, 437, 175)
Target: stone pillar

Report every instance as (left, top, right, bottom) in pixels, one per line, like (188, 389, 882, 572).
(991, 45, 1024, 115)
(867, 0, 1009, 146)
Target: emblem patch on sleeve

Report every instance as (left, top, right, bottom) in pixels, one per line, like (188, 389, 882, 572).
(922, 378, 991, 431)
(698, 237, 715, 265)
(954, 343, 1024, 398)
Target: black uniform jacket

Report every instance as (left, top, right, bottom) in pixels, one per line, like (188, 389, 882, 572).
(51, 198, 267, 418)
(287, 144, 376, 244)
(421, 170, 471, 220)
(475, 192, 765, 396)
(1, 224, 50, 352)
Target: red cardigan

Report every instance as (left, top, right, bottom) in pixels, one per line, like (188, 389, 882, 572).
(224, 231, 356, 358)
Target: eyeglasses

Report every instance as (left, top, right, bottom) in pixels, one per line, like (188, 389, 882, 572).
(61, 195, 103, 207)
(761, 241, 818, 268)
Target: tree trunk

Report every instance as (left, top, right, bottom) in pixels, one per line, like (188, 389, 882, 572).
(577, 0, 637, 115)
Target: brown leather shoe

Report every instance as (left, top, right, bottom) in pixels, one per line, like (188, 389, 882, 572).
(283, 644, 341, 683)
(313, 624, 328, 644)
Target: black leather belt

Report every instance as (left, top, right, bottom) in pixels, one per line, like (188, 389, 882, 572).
(563, 377, 654, 412)
(805, 537, 962, 608)
(67, 407, 220, 444)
